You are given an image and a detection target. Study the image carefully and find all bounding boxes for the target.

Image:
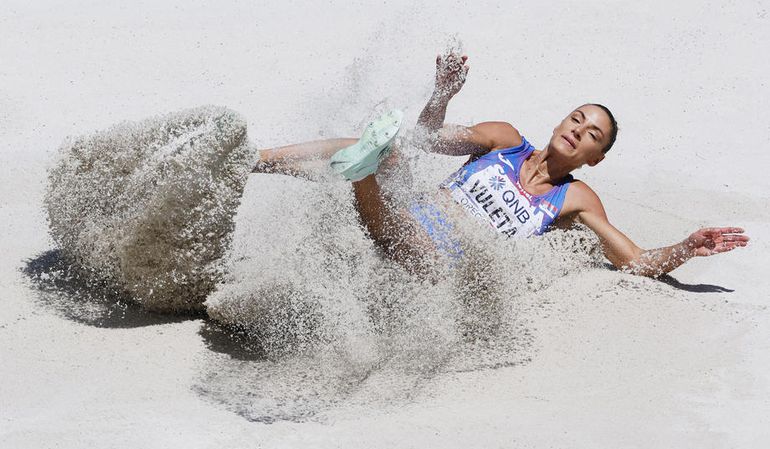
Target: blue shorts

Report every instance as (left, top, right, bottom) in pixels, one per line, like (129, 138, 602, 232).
(408, 200, 464, 261)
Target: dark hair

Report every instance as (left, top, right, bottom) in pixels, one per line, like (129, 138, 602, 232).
(587, 103, 618, 153)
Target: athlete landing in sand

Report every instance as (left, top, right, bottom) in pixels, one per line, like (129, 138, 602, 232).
(253, 53, 749, 276)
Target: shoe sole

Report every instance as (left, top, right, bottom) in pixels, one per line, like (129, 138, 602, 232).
(330, 110, 403, 181)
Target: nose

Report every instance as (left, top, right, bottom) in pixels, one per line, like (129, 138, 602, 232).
(571, 126, 582, 142)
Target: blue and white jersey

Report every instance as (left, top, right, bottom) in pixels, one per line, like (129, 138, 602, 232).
(440, 136, 572, 239)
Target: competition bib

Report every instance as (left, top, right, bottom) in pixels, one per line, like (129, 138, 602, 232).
(442, 151, 564, 239)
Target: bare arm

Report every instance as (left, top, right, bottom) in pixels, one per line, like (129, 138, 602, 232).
(417, 53, 522, 156)
(417, 54, 468, 132)
(428, 121, 523, 156)
(567, 182, 749, 277)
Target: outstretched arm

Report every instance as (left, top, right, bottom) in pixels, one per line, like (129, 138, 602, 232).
(416, 54, 522, 156)
(568, 182, 749, 277)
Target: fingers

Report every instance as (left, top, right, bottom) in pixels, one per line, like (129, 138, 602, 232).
(459, 64, 469, 83)
(701, 226, 745, 235)
(699, 239, 748, 257)
(698, 227, 750, 248)
(436, 53, 469, 65)
(720, 234, 750, 243)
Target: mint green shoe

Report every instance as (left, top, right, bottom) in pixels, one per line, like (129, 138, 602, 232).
(330, 109, 404, 181)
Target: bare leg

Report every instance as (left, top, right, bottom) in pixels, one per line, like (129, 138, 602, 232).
(253, 138, 357, 179)
(352, 174, 438, 275)
(254, 137, 437, 273)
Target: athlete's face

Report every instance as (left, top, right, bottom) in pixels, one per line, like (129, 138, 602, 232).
(549, 104, 612, 168)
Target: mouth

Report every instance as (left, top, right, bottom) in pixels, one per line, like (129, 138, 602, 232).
(562, 135, 577, 149)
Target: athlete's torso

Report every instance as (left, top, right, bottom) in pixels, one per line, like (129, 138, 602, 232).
(440, 136, 573, 239)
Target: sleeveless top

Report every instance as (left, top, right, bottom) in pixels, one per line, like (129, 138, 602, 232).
(440, 136, 572, 239)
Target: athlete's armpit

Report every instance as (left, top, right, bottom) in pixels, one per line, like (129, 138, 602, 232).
(548, 212, 580, 231)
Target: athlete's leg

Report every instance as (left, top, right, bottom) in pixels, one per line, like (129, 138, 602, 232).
(255, 111, 435, 272)
(253, 138, 357, 179)
(352, 173, 438, 275)
(255, 109, 403, 180)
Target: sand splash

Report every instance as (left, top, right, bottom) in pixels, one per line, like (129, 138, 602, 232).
(45, 106, 257, 312)
(43, 105, 607, 421)
(199, 134, 606, 421)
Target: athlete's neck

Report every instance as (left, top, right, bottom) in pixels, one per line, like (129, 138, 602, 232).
(522, 147, 572, 189)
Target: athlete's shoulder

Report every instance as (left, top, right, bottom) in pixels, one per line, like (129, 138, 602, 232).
(469, 121, 523, 151)
(563, 179, 606, 216)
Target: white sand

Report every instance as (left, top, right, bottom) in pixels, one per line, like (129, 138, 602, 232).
(45, 106, 255, 312)
(2, 0, 770, 447)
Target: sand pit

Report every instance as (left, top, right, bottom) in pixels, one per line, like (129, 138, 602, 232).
(45, 106, 257, 312)
(4, 1, 769, 446)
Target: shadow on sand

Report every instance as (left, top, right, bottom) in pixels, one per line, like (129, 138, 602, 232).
(601, 263, 734, 293)
(23, 249, 267, 363)
(197, 321, 269, 362)
(657, 274, 735, 293)
(21, 249, 203, 328)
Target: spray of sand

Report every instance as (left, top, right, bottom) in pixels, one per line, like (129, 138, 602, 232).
(42, 102, 607, 421)
(199, 129, 606, 421)
(45, 106, 257, 312)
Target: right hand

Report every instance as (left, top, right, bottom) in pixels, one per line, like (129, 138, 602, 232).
(434, 53, 469, 99)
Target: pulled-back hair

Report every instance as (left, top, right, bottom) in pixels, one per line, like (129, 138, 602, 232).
(588, 103, 618, 153)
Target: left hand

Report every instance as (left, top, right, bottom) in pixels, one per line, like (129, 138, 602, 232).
(685, 227, 749, 257)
